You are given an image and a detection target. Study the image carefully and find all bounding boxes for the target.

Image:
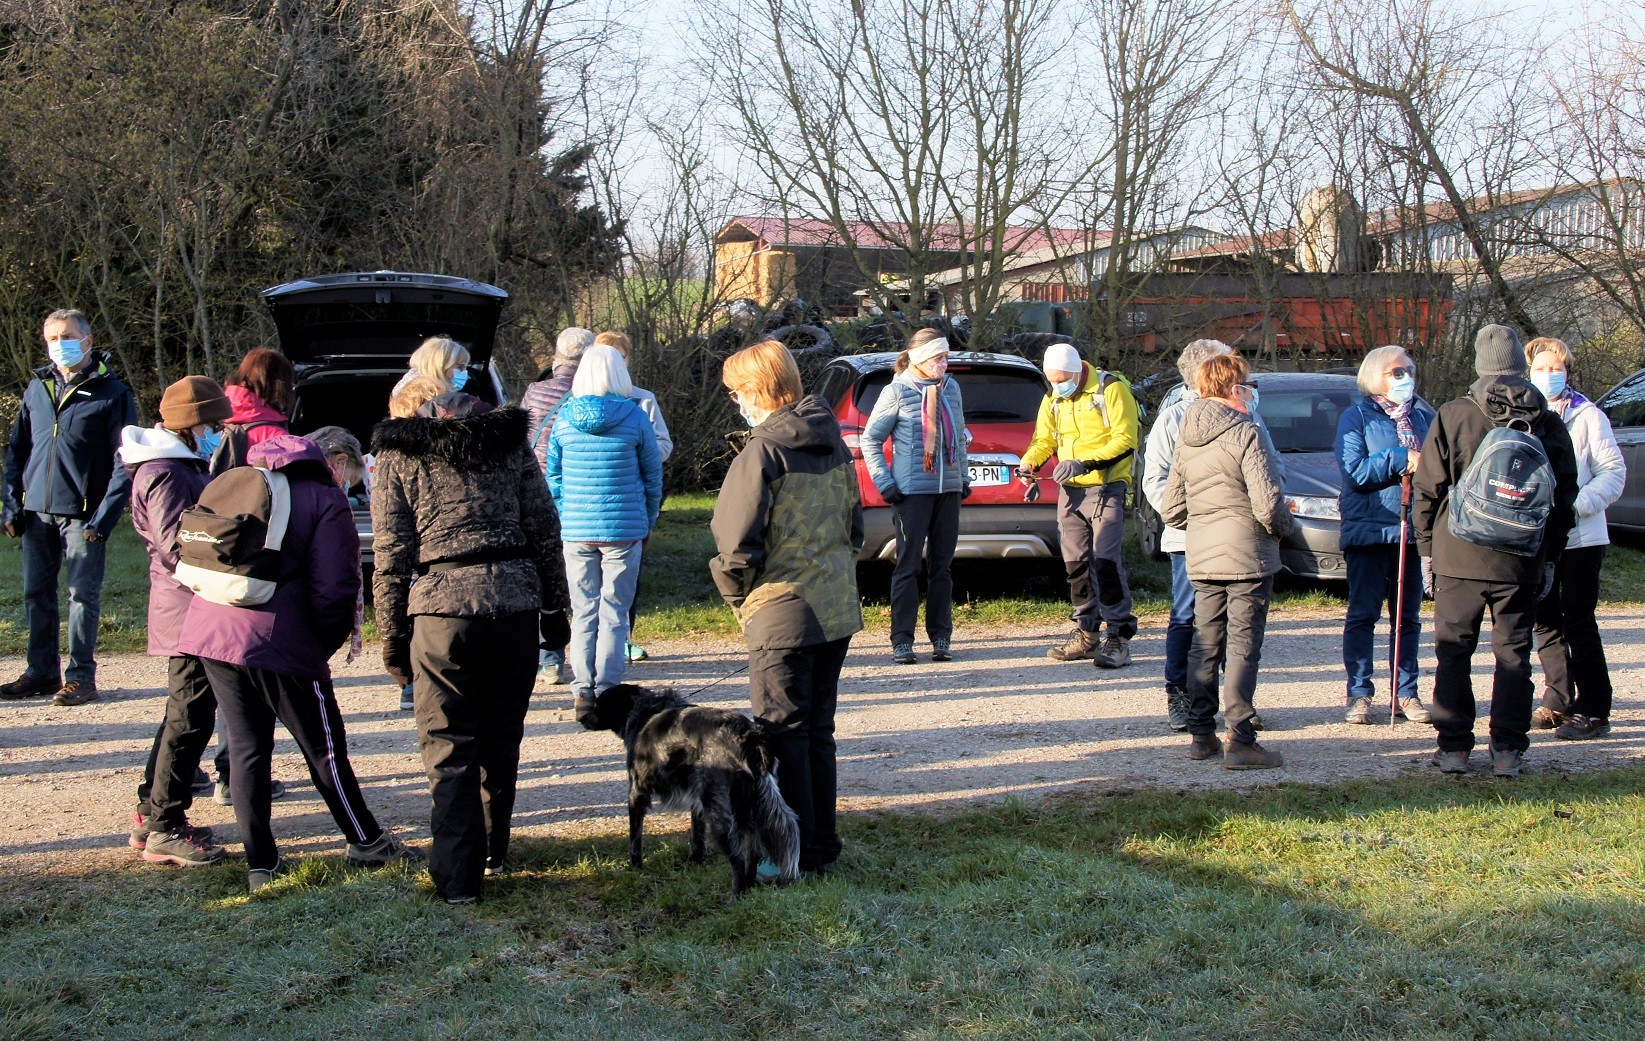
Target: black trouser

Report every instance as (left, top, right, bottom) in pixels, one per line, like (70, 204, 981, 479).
(889, 492, 961, 647)
(204, 659, 383, 871)
(136, 655, 225, 830)
(1534, 545, 1613, 721)
(748, 636, 851, 873)
(1185, 576, 1273, 745)
(1430, 574, 1536, 754)
(413, 611, 537, 901)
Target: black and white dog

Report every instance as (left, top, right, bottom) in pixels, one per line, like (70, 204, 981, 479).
(584, 684, 800, 897)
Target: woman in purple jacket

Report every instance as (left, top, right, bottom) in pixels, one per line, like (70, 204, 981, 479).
(177, 434, 416, 891)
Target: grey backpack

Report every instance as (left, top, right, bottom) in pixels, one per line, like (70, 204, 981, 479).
(1447, 401, 1554, 557)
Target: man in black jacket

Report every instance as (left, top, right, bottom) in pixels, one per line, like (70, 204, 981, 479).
(1, 309, 137, 706)
(1412, 324, 1579, 777)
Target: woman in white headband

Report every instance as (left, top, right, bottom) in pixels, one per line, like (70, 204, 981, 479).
(861, 327, 970, 664)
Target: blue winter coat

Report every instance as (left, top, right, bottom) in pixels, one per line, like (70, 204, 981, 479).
(545, 394, 662, 542)
(861, 372, 968, 497)
(1335, 395, 1436, 550)
(3, 354, 137, 536)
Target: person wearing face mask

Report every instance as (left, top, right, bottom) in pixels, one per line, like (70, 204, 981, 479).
(712, 339, 862, 878)
(861, 328, 970, 664)
(1, 309, 137, 706)
(1335, 346, 1438, 725)
(118, 377, 240, 865)
(1017, 343, 1140, 668)
(392, 336, 472, 401)
(1525, 337, 1626, 741)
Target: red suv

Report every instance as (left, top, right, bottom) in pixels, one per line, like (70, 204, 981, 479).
(812, 352, 1059, 562)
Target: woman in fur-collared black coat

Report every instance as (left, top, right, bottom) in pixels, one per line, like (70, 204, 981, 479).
(371, 393, 567, 904)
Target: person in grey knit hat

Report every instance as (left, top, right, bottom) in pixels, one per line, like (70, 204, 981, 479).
(1410, 323, 1579, 778)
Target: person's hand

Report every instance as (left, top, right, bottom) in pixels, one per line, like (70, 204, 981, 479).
(882, 486, 907, 505)
(2, 518, 20, 539)
(961, 484, 973, 501)
(1014, 465, 1037, 485)
(382, 632, 413, 688)
(1406, 449, 1421, 474)
(83, 529, 104, 543)
(1539, 562, 1557, 601)
(1051, 459, 1088, 485)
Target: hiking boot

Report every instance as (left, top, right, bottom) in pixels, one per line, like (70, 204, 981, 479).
(574, 692, 599, 730)
(1092, 636, 1132, 669)
(129, 811, 213, 850)
(625, 642, 648, 663)
(191, 768, 212, 794)
(930, 639, 952, 663)
(1165, 686, 1190, 732)
(1047, 628, 1100, 661)
(1489, 740, 1524, 779)
(248, 860, 284, 893)
(1344, 697, 1372, 725)
(0, 673, 59, 700)
(1531, 706, 1567, 730)
(554, 662, 574, 685)
(537, 649, 561, 680)
(1250, 712, 1265, 732)
(214, 778, 286, 807)
(52, 680, 99, 706)
(1432, 749, 1470, 774)
(1398, 697, 1432, 723)
(399, 684, 415, 711)
(1223, 739, 1284, 771)
(142, 825, 227, 867)
(1554, 714, 1611, 741)
(1187, 733, 1222, 761)
(346, 832, 423, 867)
(892, 643, 917, 665)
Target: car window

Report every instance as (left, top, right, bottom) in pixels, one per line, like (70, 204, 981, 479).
(1602, 370, 1645, 428)
(814, 364, 854, 408)
(854, 367, 1046, 422)
(1258, 387, 1357, 453)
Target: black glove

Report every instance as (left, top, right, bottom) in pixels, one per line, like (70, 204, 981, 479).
(961, 484, 972, 501)
(382, 632, 413, 689)
(882, 486, 907, 505)
(1539, 562, 1557, 602)
(1051, 459, 1088, 485)
(540, 609, 570, 649)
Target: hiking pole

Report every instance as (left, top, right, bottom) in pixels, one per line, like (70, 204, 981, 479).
(1390, 472, 1413, 728)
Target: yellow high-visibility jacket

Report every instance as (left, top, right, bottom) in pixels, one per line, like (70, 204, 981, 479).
(1021, 361, 1139, 487)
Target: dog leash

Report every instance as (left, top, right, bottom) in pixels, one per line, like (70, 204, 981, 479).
(684, 661, 749, 698)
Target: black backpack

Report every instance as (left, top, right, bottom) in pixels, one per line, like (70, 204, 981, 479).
(208, 420, 281, 476)
(1447, 400, 1555, 557)
(174, 465, 293, 606)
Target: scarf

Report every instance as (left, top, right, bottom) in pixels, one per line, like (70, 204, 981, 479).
(1549, 386, 1587, 420)
(1372, 394, 1420, 451)
(920, 378, 958, 472)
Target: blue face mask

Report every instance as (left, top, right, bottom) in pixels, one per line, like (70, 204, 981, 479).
(1052, 379, 1079, 399)
(740, 407, 760, 427)
(1385, 375, 1415, 405)
(195, 428, 223, 462)
(450, 369, 469, 392)
(49, 338, 85, 370)
(1532, 371, 1567, 401)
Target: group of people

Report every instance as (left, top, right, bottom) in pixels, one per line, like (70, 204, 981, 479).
(0, 302, 1625, 897)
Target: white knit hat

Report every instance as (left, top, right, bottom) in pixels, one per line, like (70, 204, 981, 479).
(1043, 343, 1081, 374)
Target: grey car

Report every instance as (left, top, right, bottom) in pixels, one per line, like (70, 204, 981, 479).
(1594, 366, 1645, 533)
(1135, 371, 1363, 580)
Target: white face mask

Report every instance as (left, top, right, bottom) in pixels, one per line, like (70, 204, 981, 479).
(1385, 375, 1415, 404)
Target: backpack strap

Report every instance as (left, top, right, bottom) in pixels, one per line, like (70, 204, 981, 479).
(530, 398, 569, 453)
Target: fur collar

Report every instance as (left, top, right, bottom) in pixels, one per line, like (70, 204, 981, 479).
(371, 406, 528, 467)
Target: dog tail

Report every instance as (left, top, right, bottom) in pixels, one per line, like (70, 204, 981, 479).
(754, 771, 801, 881)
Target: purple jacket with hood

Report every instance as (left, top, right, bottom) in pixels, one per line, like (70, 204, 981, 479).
(118, 425, 211, 656)
(177, 434, 360, 680)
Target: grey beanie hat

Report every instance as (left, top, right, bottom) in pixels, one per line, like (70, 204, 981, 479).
(1474, 324, 1526, 377)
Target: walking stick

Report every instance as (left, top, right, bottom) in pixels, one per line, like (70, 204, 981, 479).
(1390, 472, 1413, 727)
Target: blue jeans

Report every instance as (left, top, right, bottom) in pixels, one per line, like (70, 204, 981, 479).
(564, 540, 644, 694)
(1342, 544, 1421, 703)
(1165, 552, 1195, 692)
(21, 513, 108, 684)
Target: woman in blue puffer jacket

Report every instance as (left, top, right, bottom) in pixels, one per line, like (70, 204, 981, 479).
(544, 344, 662, 714)
(1335, 345, 1437, 726)
(861, 328, 969, 665)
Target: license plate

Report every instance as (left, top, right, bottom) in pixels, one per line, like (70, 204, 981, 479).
(967, 464, 1009, 486)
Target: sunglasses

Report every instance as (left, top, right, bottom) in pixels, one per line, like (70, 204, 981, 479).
(1387, 366, 1416, 379)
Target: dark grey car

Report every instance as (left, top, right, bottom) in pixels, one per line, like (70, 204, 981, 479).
(1135, 371, 1362, 580)
(1594, 367, 1645, 533)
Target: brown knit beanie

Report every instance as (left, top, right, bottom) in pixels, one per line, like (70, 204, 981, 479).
(159, 375, 233, 430)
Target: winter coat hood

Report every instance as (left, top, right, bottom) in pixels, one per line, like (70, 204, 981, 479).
(563, 394, 643, 436)
(248, 432, 333, 481)
(225, 383, 287, 426)
(372, 407, 528, 469)
(753, 394, 845, 454)
(1179, 398, 1250, 448)
(119, 425, 200, 468)
(1469, 375, 1552, 430)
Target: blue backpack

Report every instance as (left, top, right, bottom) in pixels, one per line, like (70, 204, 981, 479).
(1447, 400, 1555, 557)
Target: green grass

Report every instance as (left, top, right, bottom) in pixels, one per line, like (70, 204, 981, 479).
(6, 496, 1644, 654)
(4, 768, 1644, 1039)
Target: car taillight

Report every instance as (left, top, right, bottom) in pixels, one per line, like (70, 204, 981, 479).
(842, 432, 862, 459)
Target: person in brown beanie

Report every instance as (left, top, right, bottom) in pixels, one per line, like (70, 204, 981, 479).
(1411, 324, 1579, 778)
(117, 376, 273, 865)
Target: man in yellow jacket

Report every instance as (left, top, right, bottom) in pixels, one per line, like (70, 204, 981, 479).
(1017, 343, 1140, 667)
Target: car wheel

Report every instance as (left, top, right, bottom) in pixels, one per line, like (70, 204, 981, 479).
(1135, 502, 1166, 562)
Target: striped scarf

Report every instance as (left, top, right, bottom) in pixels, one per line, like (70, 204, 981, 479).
(1372, 394, 1420, 450)
(921, 378, 957, 472)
